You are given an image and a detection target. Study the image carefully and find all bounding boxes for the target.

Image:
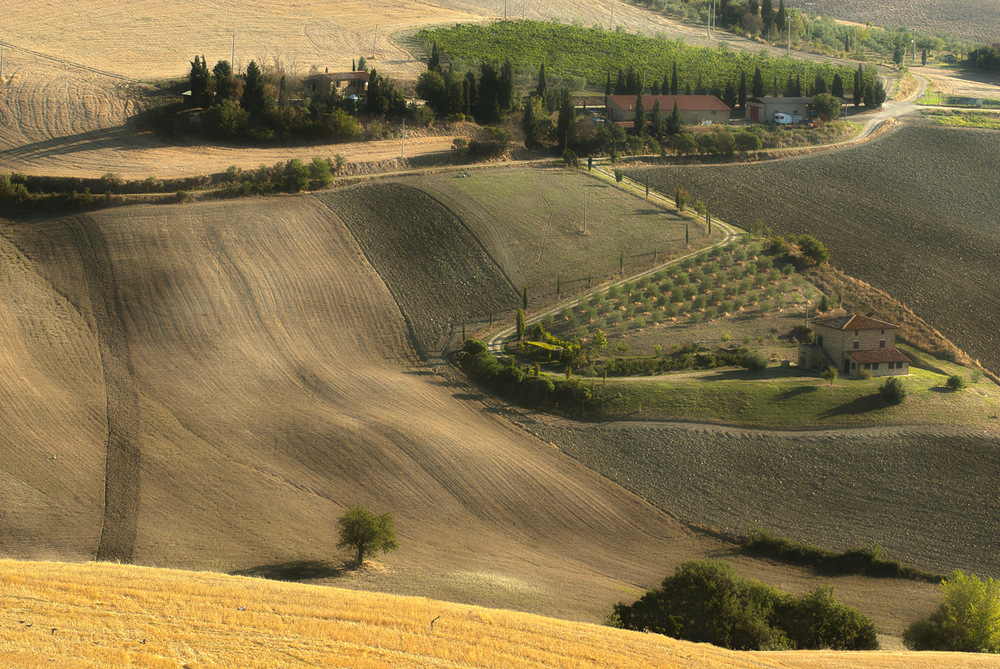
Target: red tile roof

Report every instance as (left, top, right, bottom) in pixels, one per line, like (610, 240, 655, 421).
(812, 314, 898, 331)
(606, 94, 731, 112)
(848, 348, 911, 364)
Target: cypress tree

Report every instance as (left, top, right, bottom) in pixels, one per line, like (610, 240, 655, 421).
(615, 68, 626, 95)
(522, 287, 528, 310)
(428, 42, 441, 72)
(651, 79, 660, 95)
(723, 80, 737, 109)
(239, 60, 268, 118)
(695, 74, 705, 95)
(625, 65, 639, 95)
(776, 0, 786, 34)
(516, 308, 526, 340)
(189, 55, 211, 108)
(773, 74, 778, 97)
(738, 71, 747, 109)
(853, 64, 863, 107)
(752, 67, 764, 97)
(749, 0, 759, 15)
(536, 63, 547, 99)
(814, 73, 827, 94)
(671, 62, 679, 95)
(831, 73, 844, 99)
(522, 98, 538, 149)
(605, 71, 612, 100)
(665, 100, 682, 135)
(650, 98, 662, 137)
(213, 60, 233, 103)
(498, 59, 515, 112)
(633, 91, 645, 135)
(762, 0, 774, 32)
(786, 74, 795, 97)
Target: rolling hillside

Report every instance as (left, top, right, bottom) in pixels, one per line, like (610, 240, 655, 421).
(0, 194, 944, 642)
(2, 560, 991, 668)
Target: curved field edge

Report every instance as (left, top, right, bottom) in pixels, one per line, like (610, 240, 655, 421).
(1, 559, 990, 669)
(625, 121, 1000, 375)
(532, 419, 1000, 579)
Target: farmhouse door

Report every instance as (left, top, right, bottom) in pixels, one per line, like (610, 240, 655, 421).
(844, 359, 851, 374)
(691, 113, 698, 123)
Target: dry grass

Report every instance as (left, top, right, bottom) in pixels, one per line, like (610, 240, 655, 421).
(1, 559, 992, 669)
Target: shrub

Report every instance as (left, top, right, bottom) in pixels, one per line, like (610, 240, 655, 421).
(742, 350, 768, 373)
(946, 374, 966, 391)
(463, 339, 488, 355)
(904, 571, 1000, 653)
(879, 376, 907, 404)
(858, 369, 874, 380)
(611, 560, 877, 651)
(614, 168, 624, 182)
(820, 366, 838, 384)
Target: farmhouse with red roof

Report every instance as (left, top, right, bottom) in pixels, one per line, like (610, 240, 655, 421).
(799, 313, 910, 378)
(605, 94, 731, 126)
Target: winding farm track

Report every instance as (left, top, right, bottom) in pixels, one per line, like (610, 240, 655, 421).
(60, 215, 140, 563)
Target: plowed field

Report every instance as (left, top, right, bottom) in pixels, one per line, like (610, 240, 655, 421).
(0, 195, 944, 641)
(628, 120, 1000, 374)
(318, 183, 519, 356)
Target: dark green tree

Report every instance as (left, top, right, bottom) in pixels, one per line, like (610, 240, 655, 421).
(893, 44, 905, 66)
(749, 0, 759, 16)
(773, 74, 779, 97)
(921, 48, 928, 66)
(522, 287, 528, 310)
(761, 0, 774, 32)
(239, 60, 269, 118)
(853, 64, 864, 107)
(723, 80, 737, 109)
(812, 92, 840, 121)
(879, 376, 906, 404)
(556, 89, 575, 148)
(498, 59, 515, 112)
(213, 60, 234, 103)
(189, 55, 211, 108)
(814, 73, 827, 94)
(738, 71, 747, 109)
(671, 62, 679, 95)
(605, 71, 612, 101)
(650, 98, 662, 138)
(428, 42, 441, 72)
(633, 91, 645, 135)
(614, 68, 626, 95)
(521, 98, 539, 148)
(536, 63, 547, 99)
(665, 100, 682, 135)
(516, 308, 526, 339)
(337, 505, 398, 566)
(775, 0, 786, 34)
(874, 78, 887, 106)
(831, 73, 844, 99)
(752, 67, 764, 98)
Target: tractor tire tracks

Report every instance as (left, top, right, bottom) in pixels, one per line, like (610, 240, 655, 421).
(63, 215, 140, 563)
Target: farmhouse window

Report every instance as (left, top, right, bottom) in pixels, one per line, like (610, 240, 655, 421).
(880, 340, 886, 348)
(853, 340, 859, 349)
(855, 330, 859, 335)
(817, 336, 824, 347)
(864, 363, 872, 370)
(881, 330, 885, 334)
(711, 110, 717, 115)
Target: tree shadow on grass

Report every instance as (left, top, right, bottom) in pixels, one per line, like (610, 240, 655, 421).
(776, 385, 820, 400)
(230, 560, 349, 582)
(820, 393, 884, 418)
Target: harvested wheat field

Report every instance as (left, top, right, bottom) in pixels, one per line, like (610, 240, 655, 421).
(1, 560, 989, 669)
(0, 0, 788, 179)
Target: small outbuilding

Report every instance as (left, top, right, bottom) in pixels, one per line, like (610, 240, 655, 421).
(798, 313, 910, 378)
(306, 70, 370, 98)
(746, 96, 816, 123)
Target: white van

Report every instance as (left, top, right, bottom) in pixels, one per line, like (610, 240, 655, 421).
(773, 112, 803, 125)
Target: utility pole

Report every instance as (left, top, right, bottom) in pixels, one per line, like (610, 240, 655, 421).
(610, 0, 614, 30)
(401, 118, 405, 159)
(231, 35, 235, 71)
(583, 194, 588, 235)
(504, 0, 507, 20)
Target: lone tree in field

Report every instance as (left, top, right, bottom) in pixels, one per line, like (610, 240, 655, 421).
(337, 505, 398, 566)
(905, 570, 1000, 653)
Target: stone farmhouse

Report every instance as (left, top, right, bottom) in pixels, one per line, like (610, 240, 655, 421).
(799, 314, 910, 377)
(305, 70, 369, 98)
(605, 94, 731, 126)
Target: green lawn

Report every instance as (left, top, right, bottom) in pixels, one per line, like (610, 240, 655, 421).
(408, 166, 720, 306)
(589, 364, 1000, 429)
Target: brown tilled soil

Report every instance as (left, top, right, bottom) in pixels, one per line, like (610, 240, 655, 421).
(628, 119, 1000, 375)
(0, 196, 946, 646)
(316, 183, 519, 356)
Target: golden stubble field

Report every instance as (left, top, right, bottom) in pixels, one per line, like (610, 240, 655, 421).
(0, 196, 942, 643)
(2, 560, 991, 669)
(0, 0, 753, 179)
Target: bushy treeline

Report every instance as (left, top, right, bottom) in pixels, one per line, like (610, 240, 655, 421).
(740, 527, 940, 581)
(148, 56, 412, 145)
(219, 158, 335, 196)
(609, 560, 878, 651)
(905, 570, 1000, 653)
(417, 49, 516, 124)
(0, 173, 187, 213)
(966, 44, 1000, 72)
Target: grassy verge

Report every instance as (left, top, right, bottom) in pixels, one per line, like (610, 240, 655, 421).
(587, 362, 1000, 429)
(738, 528, 942, 583)
(924, 108, 1000, 130)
